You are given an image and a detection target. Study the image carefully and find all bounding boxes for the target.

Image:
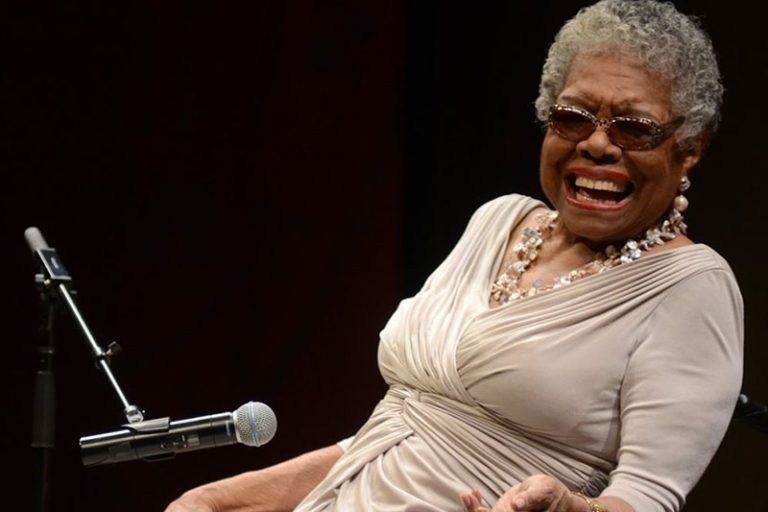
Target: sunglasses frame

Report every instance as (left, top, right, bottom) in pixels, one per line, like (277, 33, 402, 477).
(547, 104, 683, 151)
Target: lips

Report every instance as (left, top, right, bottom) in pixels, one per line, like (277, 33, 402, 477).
(566, 167, 633, 209)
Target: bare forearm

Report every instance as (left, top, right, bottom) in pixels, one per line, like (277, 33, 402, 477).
(166, 445, 343, 512)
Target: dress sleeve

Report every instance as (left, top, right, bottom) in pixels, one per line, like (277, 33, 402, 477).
(601, 268, 744, 512)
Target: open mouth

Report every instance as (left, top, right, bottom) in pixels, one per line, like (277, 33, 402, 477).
(568, 174, 633, 206)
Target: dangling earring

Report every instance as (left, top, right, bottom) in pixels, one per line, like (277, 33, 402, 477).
(675, 176, 690, 212)
(668, 176, 690, 234)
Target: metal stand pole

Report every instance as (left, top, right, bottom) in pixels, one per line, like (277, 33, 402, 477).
(32, 299, 57, 512)
(25, 227, 145, 511)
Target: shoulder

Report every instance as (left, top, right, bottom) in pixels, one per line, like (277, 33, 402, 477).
(643, 244, 739, 285)
(644, 244, 744, 341)
(466, 194, 546, 230)
(663, 244, 740, 292)
(474, 193, 544, 214)
(694, 244, 737, 276)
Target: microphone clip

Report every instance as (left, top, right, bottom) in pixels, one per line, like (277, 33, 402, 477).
(94, 341, 122, 366)
(33, 247, 74, 297)
(122, 417, 171, 434)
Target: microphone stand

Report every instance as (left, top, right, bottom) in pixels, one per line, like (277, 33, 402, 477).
(27, 229, 144, 512)
(734, 393, 768, 434)
(31, 293, 57, 512)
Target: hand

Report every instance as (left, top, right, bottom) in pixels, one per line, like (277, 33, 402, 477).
(164, 490, 218, 512)
(461, 474, 580, 512)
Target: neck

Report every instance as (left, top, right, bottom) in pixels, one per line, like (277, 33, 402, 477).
(490, 208, 685, 304)
(549, 211, 689, 266)
(548, 222, 606, 262)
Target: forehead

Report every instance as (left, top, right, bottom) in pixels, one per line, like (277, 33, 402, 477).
(559, 54, 672, 117)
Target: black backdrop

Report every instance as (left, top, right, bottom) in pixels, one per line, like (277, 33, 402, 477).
(5, 2, 767, 511)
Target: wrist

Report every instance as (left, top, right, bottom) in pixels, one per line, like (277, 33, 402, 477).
(572, 492, 608, 512)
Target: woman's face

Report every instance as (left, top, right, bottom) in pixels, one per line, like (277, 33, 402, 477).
(539, 54, 702, 244)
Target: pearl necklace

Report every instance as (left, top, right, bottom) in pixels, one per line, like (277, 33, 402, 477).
(490, 208, 686, 304)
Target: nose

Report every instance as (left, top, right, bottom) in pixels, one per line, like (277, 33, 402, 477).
(576, 123, 621, 162)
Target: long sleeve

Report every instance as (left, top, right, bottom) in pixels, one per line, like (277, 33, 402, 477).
(602, 267, 744, 512)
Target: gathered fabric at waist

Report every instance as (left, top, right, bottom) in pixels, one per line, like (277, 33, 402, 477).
(294, 385, 610, 511)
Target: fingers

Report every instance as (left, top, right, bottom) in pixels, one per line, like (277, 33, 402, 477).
(460, 489, 479, 511)
(504, 485, 570, 512)
(487, 475, 572, 512)
(463, 476, 576, 512)
(505, 491, 540, 511)
(461, 489, 490, 512)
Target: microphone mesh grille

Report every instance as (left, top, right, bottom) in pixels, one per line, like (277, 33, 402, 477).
(233, 402, 277, 447)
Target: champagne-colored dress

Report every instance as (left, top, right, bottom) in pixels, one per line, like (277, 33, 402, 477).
(295, 194, 743, 512)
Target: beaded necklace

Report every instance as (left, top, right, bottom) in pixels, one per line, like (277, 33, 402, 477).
(489, 208, 686, 304)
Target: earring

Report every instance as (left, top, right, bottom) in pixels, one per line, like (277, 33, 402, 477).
(668, 176, 690, 234)
(674, 176, 690, 212)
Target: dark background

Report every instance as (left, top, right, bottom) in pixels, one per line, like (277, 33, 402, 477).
(4, 1, 766, 510)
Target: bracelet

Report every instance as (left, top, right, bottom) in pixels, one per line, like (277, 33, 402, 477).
(572, 492, 608, 512)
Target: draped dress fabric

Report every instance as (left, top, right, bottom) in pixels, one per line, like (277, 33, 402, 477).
(294, 194, 744, 512)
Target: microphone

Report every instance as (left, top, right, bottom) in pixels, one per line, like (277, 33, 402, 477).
(79, 401, 277, 467)
(24, 226, 72, 284)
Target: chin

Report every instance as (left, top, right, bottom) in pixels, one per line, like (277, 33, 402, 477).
(557, 199, 640, 243)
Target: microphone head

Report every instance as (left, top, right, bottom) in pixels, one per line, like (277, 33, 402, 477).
(233, 401, 277, 447)
(24, 226, 49, 252)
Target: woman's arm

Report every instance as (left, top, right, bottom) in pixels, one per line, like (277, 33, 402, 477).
(165, 444, 343, 512)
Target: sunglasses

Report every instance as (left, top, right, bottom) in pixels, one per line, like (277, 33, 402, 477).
(548, 104, 683, 150)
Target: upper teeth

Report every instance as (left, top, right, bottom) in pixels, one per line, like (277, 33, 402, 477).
(574, 176, 627, 193)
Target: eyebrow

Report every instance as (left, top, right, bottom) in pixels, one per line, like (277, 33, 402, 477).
(557, 94, 661, 120)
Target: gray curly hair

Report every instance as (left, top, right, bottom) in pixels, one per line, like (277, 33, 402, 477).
(535, 0, 723, 151)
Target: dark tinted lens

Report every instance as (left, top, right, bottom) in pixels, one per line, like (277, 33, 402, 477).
(550, 109, 594, 140)
(609, 119, 658, 148)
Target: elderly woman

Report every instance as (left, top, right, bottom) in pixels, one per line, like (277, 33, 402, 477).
(166, 1, 742, 511)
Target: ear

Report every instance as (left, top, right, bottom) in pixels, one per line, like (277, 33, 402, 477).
(679, 136, 707, 175)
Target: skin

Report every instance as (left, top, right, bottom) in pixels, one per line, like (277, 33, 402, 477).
(479, 54, 706, 509)
(164, 445, 342, 512)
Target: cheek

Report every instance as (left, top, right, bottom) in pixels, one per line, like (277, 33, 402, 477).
(539, 135, 569, 194)
(631, 154, 684, 216)
(640, 152, 683, 193)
